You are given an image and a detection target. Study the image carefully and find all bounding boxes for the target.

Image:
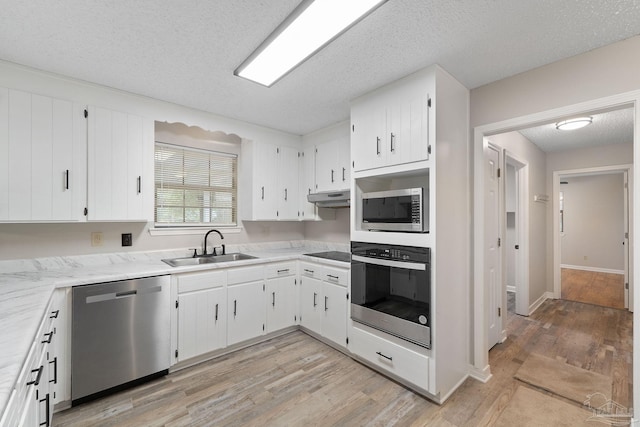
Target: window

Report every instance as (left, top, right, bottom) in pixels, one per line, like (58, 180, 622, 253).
(154, 143, 237, 226)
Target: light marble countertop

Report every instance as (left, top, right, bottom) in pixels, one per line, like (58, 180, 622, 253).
(0, 240, 349, 416)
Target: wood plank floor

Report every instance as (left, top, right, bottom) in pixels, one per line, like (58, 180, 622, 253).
(53, 298, 632, 426)
(561, 268, 625, 309)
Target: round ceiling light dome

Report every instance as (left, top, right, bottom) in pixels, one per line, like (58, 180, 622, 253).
(555, 116, 593, 131)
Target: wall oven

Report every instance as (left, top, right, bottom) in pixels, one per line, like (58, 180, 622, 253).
(361, 187, 427, 232)
(351, 242, 431, 348)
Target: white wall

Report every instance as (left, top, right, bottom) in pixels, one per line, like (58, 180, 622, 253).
(0, 60, 306, 260)
(486, 131, 547, 305)
(560, 173, 624, 271)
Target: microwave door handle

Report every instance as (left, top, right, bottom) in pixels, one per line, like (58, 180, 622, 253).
(351, 255, 426, 271)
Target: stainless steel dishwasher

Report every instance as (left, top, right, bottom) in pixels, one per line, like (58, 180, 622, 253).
(71, 275, 170, 405)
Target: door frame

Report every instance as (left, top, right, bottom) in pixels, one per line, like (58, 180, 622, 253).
(505, 152, 529, 317)
(552, 165, 633, 310)
(471, 89, 639, 402)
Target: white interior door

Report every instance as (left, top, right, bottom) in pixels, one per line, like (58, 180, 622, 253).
(485, 142, 502, 349)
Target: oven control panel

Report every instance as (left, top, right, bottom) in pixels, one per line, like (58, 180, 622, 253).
(351, 242, 430, 263)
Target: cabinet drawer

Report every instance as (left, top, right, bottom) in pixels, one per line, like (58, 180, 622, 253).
(265, 262, 297, 279)
(323, 266, 349, 287)
(350, 326, 429, 390)
(299, 262, 323, 279)
(227, 265, 264, 285)
(177, 270, 227, 293)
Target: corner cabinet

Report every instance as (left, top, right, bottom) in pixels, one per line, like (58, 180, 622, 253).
(349, 64, 470, 403)
(86, 106, 153, 221)
(0, 88, 86, 222)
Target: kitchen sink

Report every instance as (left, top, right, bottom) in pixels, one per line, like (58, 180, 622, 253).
(162, 253, 256, 267)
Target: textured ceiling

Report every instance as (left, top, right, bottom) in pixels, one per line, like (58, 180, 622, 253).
(1, 1, 640, 135)
(519, 108, 634, 152)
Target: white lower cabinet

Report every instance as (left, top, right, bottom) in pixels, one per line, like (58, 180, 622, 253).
(300, 262, 349, 349)
(350, 326, 430, 392)
(265, 262, 297, 333)
(227, 266, 266, 346)
(1, 290, 66, 427)
(175, 270, 228, 363)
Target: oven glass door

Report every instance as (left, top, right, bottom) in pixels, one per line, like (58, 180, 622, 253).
(351, 255, 430, 347)
(362, 195, 414, 224)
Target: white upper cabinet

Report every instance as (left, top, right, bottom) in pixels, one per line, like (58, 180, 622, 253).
(87, 106, 153, 221)
(351, 74, 431, 172)
(0, 88, 85, 222)
(314, 137, 350, 192)
(241, 141, 301, 221)
(298, 143, 316, 220)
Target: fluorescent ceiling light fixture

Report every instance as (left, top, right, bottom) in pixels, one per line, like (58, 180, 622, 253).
(235, 0, 387, 87)
(555, 117, 593, 130)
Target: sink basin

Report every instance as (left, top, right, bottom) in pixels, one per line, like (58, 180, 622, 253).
(162, 253, 256, 267)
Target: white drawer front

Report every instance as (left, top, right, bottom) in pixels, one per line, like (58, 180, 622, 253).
(323, 266, 349, 287)
(265, 261, 297, 279)
(299, 262, 323, 279)
(177, 270, 227, 293)
(350, 326, 429, 390)
(227, 265, 264, 285)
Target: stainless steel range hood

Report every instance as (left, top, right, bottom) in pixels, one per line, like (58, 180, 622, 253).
(307, 190, 350, 208)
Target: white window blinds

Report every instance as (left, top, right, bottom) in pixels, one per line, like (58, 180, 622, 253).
(154, 143, 237, 226)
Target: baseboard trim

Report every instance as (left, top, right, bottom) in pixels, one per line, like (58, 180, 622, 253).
(561, 264, 624, 275)
(468, 364, 492, 383)
(529, 291, 554, 315)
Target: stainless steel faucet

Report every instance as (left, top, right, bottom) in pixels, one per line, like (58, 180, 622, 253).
(203, 229, 225, 256)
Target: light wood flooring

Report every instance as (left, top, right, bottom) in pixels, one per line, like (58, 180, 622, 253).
(562, 268, 625, 309)
(53, 299, 632, 426)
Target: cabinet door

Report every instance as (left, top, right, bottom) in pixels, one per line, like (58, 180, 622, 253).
(87, 106, 150, 221)
(252, 142, 279, 220)
(277, 145, 299, 220)
(266, 276, 296, 333)
(299, 276, 322, 335)
(351, 101, 386, 172)
(0, 89, 82, 222)
(298, 146, 316, 220)
(314, 140, 335, 192)
(227, 281, 265, 346)
(336, 138, 350, 189)
(388, 93, 430, 166)
(177, 287, 227, 362)
(322, 282, 348, 348)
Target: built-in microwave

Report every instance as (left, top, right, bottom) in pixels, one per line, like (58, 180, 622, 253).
(361, 188, 428, 233)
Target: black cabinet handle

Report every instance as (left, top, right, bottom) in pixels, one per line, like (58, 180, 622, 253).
(39, 393, 50, 427)
(342, 167, 345, 182)
(49, 357, 58, 385)
(390, 132, 396, 152)
(233, 300, 237, 317)
(272, 292, 276, 307)
(64, 170, 69, 190)
(304, 269, 314, 274)
(50, 310, 59, 319)
(215, 303, 219, 321)
(27, 365, 43, 386)
(284, 188, 288, 201)
(261, 186, 264, 200)
(327, 274, 339, 281)
(331, 169, 334, 183)
(376, 351, 393, 361)
(313, 292, 317, 307)
(376, 137, 380, 155)
(324, 296, 328, 311)
(42, 332, 53, 344)
(137, 176, 142, 194)
(277, 269, 290, 273)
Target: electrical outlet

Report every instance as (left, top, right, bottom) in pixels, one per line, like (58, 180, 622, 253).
(91, 232, 103, 247)
(122, 233, 132, 247)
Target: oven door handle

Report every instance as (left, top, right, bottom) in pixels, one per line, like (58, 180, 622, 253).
(351, 255, 426, 271)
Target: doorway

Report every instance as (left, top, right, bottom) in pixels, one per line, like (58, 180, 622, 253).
(505, 154, 528, 317)
(554, 168, 632, 311)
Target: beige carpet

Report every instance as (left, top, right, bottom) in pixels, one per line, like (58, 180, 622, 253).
(514, 353, 611, 405)
(494, 386, 595, 426)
